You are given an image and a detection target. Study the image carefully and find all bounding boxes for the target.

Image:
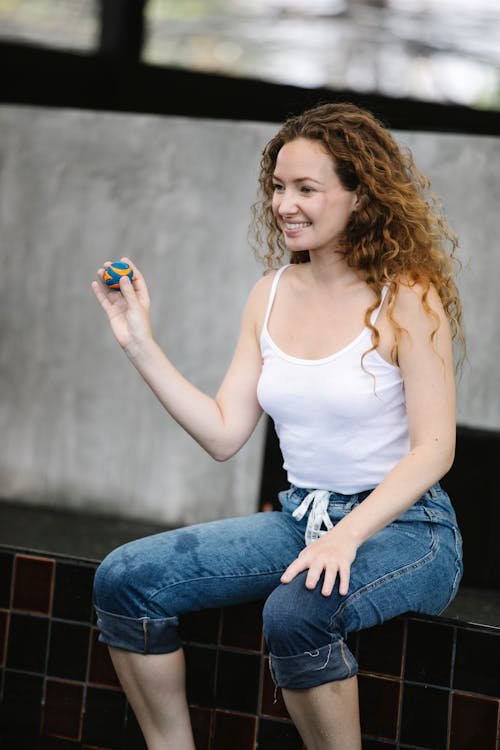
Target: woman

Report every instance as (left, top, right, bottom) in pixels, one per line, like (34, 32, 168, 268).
(92, 102, 464, 750)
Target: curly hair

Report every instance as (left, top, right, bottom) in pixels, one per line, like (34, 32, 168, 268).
(251, 102, 464, 365)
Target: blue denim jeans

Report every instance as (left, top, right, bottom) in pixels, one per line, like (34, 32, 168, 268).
(94, 483, 462, 690)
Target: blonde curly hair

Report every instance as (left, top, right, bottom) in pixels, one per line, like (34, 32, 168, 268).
(251, 102, 464, 365)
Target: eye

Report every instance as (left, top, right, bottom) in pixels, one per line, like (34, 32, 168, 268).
(272, 182, 284, 192)
(300, 185, 315, 194)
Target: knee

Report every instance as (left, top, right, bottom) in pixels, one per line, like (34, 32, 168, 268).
(263, 580, 358, 689)
(93, 544, 135, 616)
(263, 577, 319, 655)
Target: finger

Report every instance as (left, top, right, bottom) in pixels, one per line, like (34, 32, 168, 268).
(280, 558, 307, 584)
(305, 565, 323, 591)
(119, 273, 135, 298)
(321, 568, 338, 597)
(121, 257, 151, 306)
(338, 565, 351, 596)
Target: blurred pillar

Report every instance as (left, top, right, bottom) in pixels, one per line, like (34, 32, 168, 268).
(99, 0, 147, 63)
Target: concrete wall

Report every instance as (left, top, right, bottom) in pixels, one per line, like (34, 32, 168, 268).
(0, 106, 498, 524)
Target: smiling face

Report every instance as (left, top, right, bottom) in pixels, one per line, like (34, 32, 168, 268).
(271, 137, 359, 256)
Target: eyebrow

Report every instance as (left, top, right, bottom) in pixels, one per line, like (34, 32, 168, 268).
(272, 174, 322, 184)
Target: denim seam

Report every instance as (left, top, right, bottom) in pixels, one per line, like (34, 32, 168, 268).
(328, 522, 440, 626)
(145, 569, 285, 611)
(438, 526, 464, 613)
(339, 639, 354, 676)
(142, 618, 148, 651)
(95, 605, 180, 640)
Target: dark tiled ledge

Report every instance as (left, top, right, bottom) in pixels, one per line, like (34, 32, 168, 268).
(0, 546, 499, 749)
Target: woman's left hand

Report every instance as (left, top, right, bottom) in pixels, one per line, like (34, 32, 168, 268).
(280, 529, 359, 597)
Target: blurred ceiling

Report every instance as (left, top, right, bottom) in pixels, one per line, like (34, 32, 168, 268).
(1, 0, 499, 111)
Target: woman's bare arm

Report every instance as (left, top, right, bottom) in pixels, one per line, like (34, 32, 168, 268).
(92, 258, 272, 461)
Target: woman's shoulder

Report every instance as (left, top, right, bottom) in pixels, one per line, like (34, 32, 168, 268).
(248, 264, 294, 301)
(249, 268, 278, 300)
(392, 277, 447, 329)
(245, 265, 296, 332)
(242, 270, 278, 329)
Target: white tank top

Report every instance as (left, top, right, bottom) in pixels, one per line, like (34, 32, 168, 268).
(257, 265, 410, 493)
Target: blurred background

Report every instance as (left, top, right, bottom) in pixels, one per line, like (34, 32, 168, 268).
(1, 0, 499, 112)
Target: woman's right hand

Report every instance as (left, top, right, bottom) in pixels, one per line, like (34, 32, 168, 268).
(91, 257, 153, 354)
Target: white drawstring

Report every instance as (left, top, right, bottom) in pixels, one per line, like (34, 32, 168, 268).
(292, 490, 333, 545)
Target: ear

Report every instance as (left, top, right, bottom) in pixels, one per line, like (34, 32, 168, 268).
(351, 189, 366, 212)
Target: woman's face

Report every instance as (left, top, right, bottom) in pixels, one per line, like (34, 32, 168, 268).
(271, 137, 358, 255)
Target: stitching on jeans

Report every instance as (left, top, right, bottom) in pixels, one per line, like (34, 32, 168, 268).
(438, 526, 463, 613)
(141, 617, 148, 652)
(145, 568, 286, 608)
(339, 639, 352, 676)
(311, 644, 331, 671)
(328, 522, 440, 627)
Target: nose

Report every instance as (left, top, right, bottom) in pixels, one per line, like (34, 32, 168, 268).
(275, 188, 298, 217)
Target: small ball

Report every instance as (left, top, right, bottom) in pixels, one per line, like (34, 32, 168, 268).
(103, 262, 134, 290)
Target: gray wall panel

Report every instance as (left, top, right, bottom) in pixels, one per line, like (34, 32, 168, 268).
(0, 106, 497, 523)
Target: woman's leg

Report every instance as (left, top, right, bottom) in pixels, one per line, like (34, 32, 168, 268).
(263, 515, 460, 749)
(283, 677, 361, 750)
(109, 648, 195, 750)
(93, 506, 304, 748)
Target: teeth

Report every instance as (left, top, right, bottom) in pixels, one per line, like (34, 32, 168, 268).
(285, 222, 311, 229)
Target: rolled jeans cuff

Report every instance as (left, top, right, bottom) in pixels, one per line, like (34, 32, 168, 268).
(95, 606, 181, 654)
(269, 639, 358, 689)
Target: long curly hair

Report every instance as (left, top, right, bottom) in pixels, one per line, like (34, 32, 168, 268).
(251, 102, 464, 365)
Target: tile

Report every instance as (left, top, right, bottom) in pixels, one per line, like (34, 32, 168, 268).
(39, 737, 80, 749)
(0, 550, 14, 608)
(189, 706, 213, 750)
(42, 679, 84, 740)
(358, 618, 405, 678)
(124, 706, 148, 750)
(358, 675, 400, 741)
(215, 650, 261, 714)
(47, 621, 90, 681)
(400, 683, 449, 748)
(0, 671, 43, 743)
(449, 692, 499, 750)
(453, 628, 500, 698)
(52, 561, 95, 622)
(260, 656, 290, 719)
(257, 717, 303, 749)
(213, 711, 256, 750)
(404, 618, 454, 687)
(179, 607, 220, 645)
(6, 612, 49, 672)
(88, 628, 120, 687)
(12, 554, 54, 613)
(185, 644, 217, 708)
(0, 610, 7, 666)
(82, 686, 126, 750)
(220, 600, 264, 651)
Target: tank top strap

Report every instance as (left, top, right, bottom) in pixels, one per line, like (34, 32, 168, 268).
(262, 264, 291, 332)
(369, 284, 390, 326)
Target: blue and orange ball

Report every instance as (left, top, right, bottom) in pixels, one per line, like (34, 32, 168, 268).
(103, 262, 134, 290)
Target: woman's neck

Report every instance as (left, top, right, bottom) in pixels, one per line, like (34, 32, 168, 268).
(302, 248, 362, 290)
